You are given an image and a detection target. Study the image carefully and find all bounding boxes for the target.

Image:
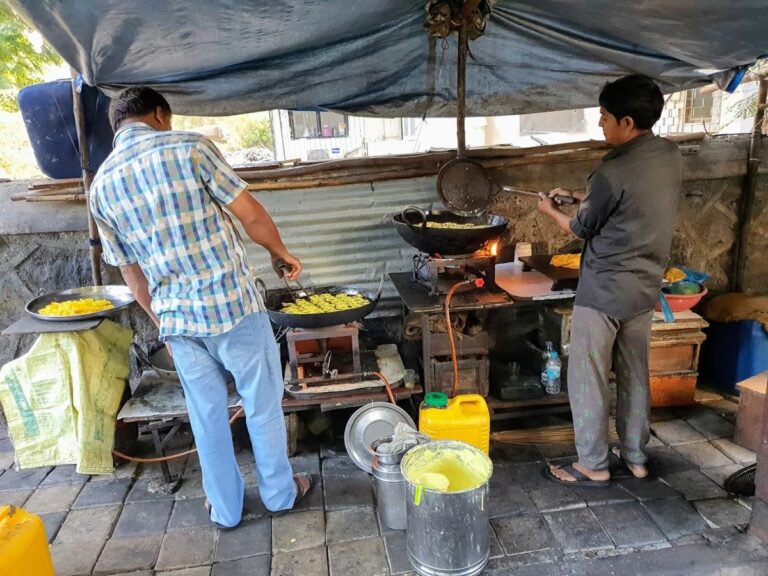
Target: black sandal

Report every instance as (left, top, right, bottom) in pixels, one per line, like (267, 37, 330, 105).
(610, 447, 652, 481)
(543, 464, 610, 488)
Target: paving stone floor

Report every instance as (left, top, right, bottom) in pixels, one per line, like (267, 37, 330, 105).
(1, 393, 767, 575)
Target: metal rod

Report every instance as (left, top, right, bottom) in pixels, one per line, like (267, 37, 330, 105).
(733, 77, 767, 292)
(70, 68, 103, 286)
(456, 23, 468, 156)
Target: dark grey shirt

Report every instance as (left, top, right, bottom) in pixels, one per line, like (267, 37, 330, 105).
(570, 132, 682, 320)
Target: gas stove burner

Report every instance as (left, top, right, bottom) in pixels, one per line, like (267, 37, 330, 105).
(412, 251, 496, 295)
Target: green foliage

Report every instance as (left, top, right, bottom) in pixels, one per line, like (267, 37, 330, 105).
(0, 5, 62, 90)
(728, 94, 758, 121)
(0, 88, 18, 112)
(238, 117, 272, 150)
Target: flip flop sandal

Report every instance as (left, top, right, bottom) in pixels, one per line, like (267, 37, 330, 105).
(610, 447, 652, 481)
(270, 472, 312, 517)
(543, 464, 610, 488)
(204, 499, 238, 531)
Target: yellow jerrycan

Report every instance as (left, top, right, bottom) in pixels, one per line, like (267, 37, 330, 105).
(419, 392, 490, 454)
(0, 505, 55, 576)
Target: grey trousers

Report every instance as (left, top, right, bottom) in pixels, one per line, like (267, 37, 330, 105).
(568, 305, 654, 471)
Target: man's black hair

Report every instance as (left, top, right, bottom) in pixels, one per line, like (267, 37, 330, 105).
(108, 86, 171, 132)
(598, 75, 664, 130)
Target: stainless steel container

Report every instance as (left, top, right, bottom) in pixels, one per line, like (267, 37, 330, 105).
(401, 441, 493, 576)
(371, 436, 408, 530)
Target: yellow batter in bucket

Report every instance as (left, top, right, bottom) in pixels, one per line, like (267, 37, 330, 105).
(402, 441, 492, 494)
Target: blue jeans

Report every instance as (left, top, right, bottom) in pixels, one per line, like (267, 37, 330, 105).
(167, 312, 295, 527)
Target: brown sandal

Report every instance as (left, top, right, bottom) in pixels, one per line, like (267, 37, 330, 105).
(270, 472, 312, 517)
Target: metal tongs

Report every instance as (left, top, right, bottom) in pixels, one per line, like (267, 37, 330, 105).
(501, 186, 578, 205)
(276, 260, 311, 303)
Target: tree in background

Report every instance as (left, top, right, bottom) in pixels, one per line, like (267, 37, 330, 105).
(0, 4, 62, 111)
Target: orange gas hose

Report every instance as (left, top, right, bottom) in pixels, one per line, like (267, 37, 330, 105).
(372, 370, 397, 404)
(445, 278, 484, 397)
(111, 406, 245, 463)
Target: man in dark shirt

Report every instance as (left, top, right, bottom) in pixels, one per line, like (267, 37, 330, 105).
(538, 75, 682, 485)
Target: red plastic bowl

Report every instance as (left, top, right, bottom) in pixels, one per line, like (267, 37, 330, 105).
(655, 286, 708, 313)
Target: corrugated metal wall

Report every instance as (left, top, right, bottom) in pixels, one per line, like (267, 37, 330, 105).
(241, 177, 439, 317)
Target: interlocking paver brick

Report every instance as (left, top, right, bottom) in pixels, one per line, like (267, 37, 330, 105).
(156, 527, 216, 571)
(642, 497, 707, 540)
(492, 514, 556, 555)
(72, 477, 132, 509)
(324, 473, 373, 511)
(650, 420, 706, 445)
(644, 446, 697, 475)
(175, 474, 206, 500)
(39, 511, 67, 542)
(0, 466, 50, 491)
(273, 509, 326, 553)
(710, 439, 757, 464)
(51, 540, 105, 576)
(693, 498, 753, 528)
(686, 411, 735, 440)
(488, 479, 537, 518)
(0, 488, 33, 506)
(321, 454, 359, 477)
(127, 477, 178, 502)
(490, 444, 542, 464)
(24, 483, 82, 514)
(326, 506, 379, 544)
(701, 464, 744, 488)
(328, 536, 388, 576)
(243, 485, 268, 518)
(41, 464, 89, 486)
(384, 532, 411, 575)
(94, 534, 163, 574)
(571, 484, 635, 507)
(536, 443, 578, 459)
(660, 469, 727, 501)
(168, 497, 211, 530)
(215, 516, 271, 562)
(157, 567, 212, 576)
(291, 473, 323, 512)
(672, 442, 735, 469)
(591, 502, 667, 548)
(289, 451, 321, 475)
(55, 505, 121, 545)
(212, 555, 270, 576)
(526, 483, 585, 513)
(543, 508, 613, 553)
(272, 545, 329, 576)
(113, 500, 173, 537)
(616, 478, 680, 501)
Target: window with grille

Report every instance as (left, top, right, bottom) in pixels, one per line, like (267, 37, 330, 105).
(684, 89, 714, 124)
(288, 111, 348, 139)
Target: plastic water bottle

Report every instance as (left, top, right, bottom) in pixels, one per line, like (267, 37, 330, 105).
(541, 341, 562, 395)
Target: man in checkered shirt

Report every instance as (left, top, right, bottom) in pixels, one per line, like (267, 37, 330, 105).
(91, 87, 310, 528)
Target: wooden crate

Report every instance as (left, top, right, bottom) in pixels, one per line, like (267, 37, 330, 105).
(430, 356, 489, 397)
(734, 371, 768, 452)
(650, 372, 698, 408)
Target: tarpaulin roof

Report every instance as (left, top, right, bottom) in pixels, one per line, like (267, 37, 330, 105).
(9, 1, 768, 117)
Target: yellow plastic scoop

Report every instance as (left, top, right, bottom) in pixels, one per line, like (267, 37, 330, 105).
(414, 472, 450, 506)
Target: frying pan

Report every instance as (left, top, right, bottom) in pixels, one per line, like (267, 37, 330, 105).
(262, 276, 384, 329)
(392, 206, 507, 256)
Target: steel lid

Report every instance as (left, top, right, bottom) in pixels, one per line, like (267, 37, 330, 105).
(344, 402, 416, 474)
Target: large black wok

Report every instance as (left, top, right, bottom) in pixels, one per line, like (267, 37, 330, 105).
(392, 206, 508, 255)
(262, 277, 383, 329)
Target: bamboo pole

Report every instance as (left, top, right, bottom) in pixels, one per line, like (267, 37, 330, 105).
(70, 69, 102, 286)
(733, 76, 767, 292)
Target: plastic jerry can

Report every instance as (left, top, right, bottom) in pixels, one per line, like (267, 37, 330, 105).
(419, 393, 490, 454)
(0, 505, 55, 576)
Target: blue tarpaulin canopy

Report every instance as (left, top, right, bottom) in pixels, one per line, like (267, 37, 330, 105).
(9, 1, 768, 117)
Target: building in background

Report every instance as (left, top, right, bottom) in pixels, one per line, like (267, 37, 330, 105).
(268, 82, 759, 163)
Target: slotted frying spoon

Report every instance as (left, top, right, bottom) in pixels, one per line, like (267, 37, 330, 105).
(435, 24, 577, 217)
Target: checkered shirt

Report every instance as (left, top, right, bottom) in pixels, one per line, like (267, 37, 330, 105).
(90, 122, 264, 340)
